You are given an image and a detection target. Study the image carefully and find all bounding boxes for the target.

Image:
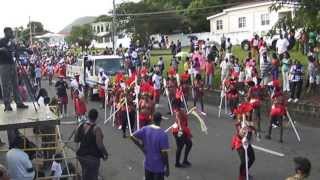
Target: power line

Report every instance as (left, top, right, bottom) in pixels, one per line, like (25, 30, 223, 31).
(114, 2, 244, 17)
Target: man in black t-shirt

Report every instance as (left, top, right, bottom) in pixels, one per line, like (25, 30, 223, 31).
(0, 27, 29, 111)
(55, 76, 68, 116)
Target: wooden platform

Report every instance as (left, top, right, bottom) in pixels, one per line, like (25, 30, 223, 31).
(0, 103, 60, 130)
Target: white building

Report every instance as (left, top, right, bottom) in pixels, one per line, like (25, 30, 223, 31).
(206, 1, 296, 45)
(90, 21, 131, 49)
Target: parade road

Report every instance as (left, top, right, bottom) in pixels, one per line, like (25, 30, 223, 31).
(44, 80, 320, 180)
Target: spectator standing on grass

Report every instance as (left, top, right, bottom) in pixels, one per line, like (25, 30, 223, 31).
(276, 34, 290, 60)
(306, 56, 317, 94)
(221, 34, 226, 51)
(281, 52, 291, 92)
(260, 52, 272, 86)
(204, 59, 214, 89)
(271, 53, 280, 80)
(158, 57, 165, 75)
(251, 34, 259, 59)
(75, 109, 109, 180)
(288, 60, 304, 103)
(220, 58, 232, 82)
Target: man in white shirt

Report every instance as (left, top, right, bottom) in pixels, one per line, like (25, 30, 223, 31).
(220, 58, 233, 81)
(152, 68, 162, 106)
(6, 138, 35, 180)
(276, 35, 289, 58)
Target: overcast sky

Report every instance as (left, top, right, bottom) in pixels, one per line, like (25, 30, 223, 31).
(0, 0, 138, 37)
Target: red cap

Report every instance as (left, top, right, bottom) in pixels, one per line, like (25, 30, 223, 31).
(181, 73, 190, 81)
(234, 102, 253, 114)
(115, 72, 124, 84)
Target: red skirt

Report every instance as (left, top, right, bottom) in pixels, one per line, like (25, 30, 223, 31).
(250, 98, 262, 109)
(139, 113, 151, 123)
(270, 105, 286, 117)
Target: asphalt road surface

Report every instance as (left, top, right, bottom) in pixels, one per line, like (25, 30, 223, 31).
(44, 80, 319, 180)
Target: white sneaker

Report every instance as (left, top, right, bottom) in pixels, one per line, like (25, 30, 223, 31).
(288, 98, 293, 102)
(201, 111, 207, 116)
(294, 98, 299, 103)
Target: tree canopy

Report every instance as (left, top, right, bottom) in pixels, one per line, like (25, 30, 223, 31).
(66, 24, 94, 51)
(271, 0, 320, 32)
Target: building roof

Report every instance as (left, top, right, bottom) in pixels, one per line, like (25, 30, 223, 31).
(207, 0, 272, 20)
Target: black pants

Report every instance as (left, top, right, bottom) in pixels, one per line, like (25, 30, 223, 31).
(290, 81, 303, 99)
(36, 77, 41, 88)
(193, 94, 204, 112)
(175, 134, 192, 165)
(228, 98, 238, 113)
(250, 107, 261, 132)
(267, 115, 283, 141)
(145, 169, 164, 180)
(237, 145, 255, 178)
(121, 110, 135, 135)
(78, 155, 100, 180)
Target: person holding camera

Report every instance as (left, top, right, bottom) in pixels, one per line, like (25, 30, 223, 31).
(0, 27, 29, 111)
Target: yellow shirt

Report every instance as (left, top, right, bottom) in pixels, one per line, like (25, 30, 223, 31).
(184, 62, 189, 72)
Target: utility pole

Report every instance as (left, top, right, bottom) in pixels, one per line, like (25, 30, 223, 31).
(112, 0, 116, 55)
(29, 16, 33, 46)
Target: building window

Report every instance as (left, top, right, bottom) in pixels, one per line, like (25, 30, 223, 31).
(101, 25, 104, 32)
(238, 17, 246, 28)
(261, 13, 270, 26)
(216, 20, 223, 30)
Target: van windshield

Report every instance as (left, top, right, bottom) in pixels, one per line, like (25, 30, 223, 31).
(95, 58, 124, 76)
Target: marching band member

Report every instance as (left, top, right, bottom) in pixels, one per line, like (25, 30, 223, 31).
(121, 77, 136, 138)
(193, 74, 206, 115)
(171, 99, 192, 168)
(152, 67, 162, 106)
(247, 79, 264, 139)
(181, 71, 190, 103)
(225, 75, 239, 118)
(167, 69, 177, 114)
(265, 84, 287, 143)
(231, 103, 256, 180)
(138, 84, 155, 128)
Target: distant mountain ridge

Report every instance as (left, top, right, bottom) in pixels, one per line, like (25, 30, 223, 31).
(59, 16, 97, 34)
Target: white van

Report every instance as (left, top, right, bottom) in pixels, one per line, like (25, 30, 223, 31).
(66, 55, 125, 98)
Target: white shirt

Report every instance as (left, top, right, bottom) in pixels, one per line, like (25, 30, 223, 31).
(276, 38, 289, 54)
(38, 96, 45, 107)
(220, 60, 232, 75)
(70, 79, 80, 90)
(51, 161, 62, 180)
(132, 51, 138, 59)
(152, 74, 161, 90)
(6, 148, 35, 180)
